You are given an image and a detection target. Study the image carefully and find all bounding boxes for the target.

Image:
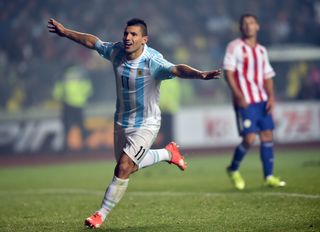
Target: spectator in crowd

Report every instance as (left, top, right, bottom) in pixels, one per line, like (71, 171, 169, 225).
(286, 61, 308, 100)
(53, 65, 93, 150)
(154, 78, 182, 148)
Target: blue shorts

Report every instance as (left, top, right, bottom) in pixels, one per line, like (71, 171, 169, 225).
(235, 101, 275, 136)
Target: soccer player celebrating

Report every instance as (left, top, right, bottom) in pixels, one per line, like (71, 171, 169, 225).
(48, 18, 221, 228)
(223, 14, 285, 190)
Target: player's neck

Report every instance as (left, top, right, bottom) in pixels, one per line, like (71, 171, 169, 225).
(126, 46, 145, 60)
(242, 37, 257, 48)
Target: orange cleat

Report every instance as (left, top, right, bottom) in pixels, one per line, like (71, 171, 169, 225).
(84, 212, 104, 229)
(165, 142, 187, 171)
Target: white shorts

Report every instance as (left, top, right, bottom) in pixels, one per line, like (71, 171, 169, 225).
(114, 123, 159, 165)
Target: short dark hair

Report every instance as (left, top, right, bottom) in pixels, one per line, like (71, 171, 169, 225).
(126, 18, 148, 36)
(239, 13, 259, 26)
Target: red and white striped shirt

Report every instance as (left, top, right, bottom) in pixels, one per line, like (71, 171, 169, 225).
(223, 38, 275, 104)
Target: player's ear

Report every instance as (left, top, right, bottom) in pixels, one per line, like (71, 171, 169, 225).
(142, 36, 148, 44)
(256, 23, 260, 32)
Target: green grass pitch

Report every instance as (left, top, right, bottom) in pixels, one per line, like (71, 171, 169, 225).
(0, 149, 319, 232)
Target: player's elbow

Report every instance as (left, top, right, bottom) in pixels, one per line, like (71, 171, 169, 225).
(171, 66, 179, 76)
(84, 41, 95, 49)
(83, 35, 98, 49)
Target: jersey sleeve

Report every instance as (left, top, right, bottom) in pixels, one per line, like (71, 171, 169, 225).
(263, 49, 276, 79)
(149, 54, 175, 80)
(223, 42, 237, 72)
(95, 40, 114, 61)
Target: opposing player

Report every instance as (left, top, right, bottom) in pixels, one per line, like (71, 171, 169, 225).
(223, 13, 285, 190)
(48, 18, 221, 228)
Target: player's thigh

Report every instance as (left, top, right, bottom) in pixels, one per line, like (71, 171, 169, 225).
(259, 115, 275, 132)
(235, 105, 258, 136)
(256, 102, 275, 132)
(114, 125, 127, 162)
(114, 126, 159, 165)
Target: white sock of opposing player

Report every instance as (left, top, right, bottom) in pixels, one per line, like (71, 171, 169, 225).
(98, 176, 129, 220)
(138, 149, 171, 169)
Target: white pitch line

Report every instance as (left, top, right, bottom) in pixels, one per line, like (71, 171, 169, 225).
(0, 189, 319, 199)
(128, 191, 320, 199)
(263, 192, 320, 199)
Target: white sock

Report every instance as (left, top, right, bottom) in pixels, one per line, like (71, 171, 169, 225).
(138, 149, 171, 169)
(98, 176, 129, 220)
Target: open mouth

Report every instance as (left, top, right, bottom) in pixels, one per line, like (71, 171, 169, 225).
(124, 41, 133, 49)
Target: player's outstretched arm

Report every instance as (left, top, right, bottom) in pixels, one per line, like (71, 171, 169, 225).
(171, 64, 221, 80)
(47, 18, 99, 49)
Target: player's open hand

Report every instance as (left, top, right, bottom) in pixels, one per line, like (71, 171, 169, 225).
(200, 69, 222, 80)
(48, 18, 66, 37)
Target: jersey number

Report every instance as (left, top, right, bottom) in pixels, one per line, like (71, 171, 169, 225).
(135, 146, 146, 161)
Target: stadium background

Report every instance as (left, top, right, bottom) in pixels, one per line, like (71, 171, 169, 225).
(1, 0, 320, 161)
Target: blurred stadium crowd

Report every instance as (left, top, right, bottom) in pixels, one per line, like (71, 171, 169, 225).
(1, 0, 320, 113)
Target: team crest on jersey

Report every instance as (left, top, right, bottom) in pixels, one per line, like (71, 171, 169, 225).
(137, 69, 143, 76)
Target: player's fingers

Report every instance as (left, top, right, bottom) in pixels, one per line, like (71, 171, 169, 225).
(48, 29, 57, 33)
(211, 69, 221, 74)
(212, 71, 221, 76)
(203, 74, 213, 80)
(48, 28, 54, 32)
(201, 71, 220, 80)
(47, 22, 57, 29)
(48, 19, 55, 25)
(215, 71, 222, 77)
(210, 73, 221, 79)
(266, 103, 272, 114)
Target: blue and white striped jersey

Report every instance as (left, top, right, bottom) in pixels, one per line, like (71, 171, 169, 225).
(95, 40, 175, 129)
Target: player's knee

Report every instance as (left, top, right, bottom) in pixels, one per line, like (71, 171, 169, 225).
(260, 130, 273, 142)
(243, 134, 256, 148)
(116, 156, 136, 178)
(118, 162, 131, 175)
